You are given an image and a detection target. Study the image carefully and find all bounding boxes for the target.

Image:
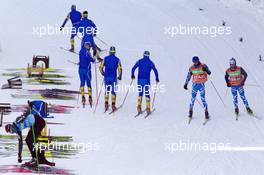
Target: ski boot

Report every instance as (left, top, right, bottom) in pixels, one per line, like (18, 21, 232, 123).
(205, 109, 209, 119)
(235, 107, 239, 115)
(188, 109, 193, 118)
(69, 45, 74, 52)
(88, 96, 93, 108)
(81, 96, 86, 108)
(104, 102, 109, 112)
(112, 102, 117, 112)
(39, 158, 55, 166)
(146, 107, 151, 115)
(246, 107, 253, 115)
(137, 105, 142, 114)
(22, 158, 37, 167)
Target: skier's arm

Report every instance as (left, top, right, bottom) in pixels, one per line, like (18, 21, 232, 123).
(225, 71, 230, 86)
(185, 69, 192, 85)
(61, 14, 70, 29)
(91, 21, 97, 36)
(151, 62, 159, 82)
(203, 65, 211, 75)
(17, 131, 23, 163)
(99, 60, 105, 76)
(131, 61, 139, 79)
(117, 61, 122, 80)
(241, 67, 248, 85)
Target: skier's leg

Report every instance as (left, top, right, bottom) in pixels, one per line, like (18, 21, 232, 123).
(70, 27, 77, 51)
(137, 83, 144, 113)
(104, 81, 110, 110)
(231, 87, 238, 108)
(190, 84, 198, 110)
(25, 129, 35, 159)
(144, 84, 151, 113)
(79, 69, 85, 96)
(238, 87, 249, 108)
(199, 84, 208, 110)
(86, 71, 93, 105)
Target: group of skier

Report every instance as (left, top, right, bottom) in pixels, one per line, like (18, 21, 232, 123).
(60, 5, 160, 114)
(184, 56, 253, 122)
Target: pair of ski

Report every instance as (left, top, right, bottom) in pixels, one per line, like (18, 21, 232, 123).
(188, 117, 209, 125)
(134, 109, 155, 119)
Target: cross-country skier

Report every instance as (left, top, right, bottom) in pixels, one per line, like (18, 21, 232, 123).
(79, 41, 96, 107)
(60, 5, 82, 52)
(225, 58, 253, 115)
(184, 56, 211, 119)
(131, 51, 159, 115)
(99, 46, 122, 112)
(5, 110, 55, 167)
(78, 11, 102, 61)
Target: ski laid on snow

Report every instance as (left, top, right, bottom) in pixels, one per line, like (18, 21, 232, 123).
(202, 118, 209, 125)
(144, 108, 156, 119)
(134, 109, 146, 118)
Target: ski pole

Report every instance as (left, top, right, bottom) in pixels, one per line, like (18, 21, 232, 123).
(95, 36, 110, 47)
(209, 79, 226, 107)
(151, 82, 158, 109)
(0, 111, 3, 127)
(94, 63, 99, 99)
(119, 79, 134, 108)
(31, 123, 39, 170)
(93, 81, 104, 114)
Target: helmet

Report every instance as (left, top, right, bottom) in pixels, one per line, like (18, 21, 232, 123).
(229, 57, 236, 66)
(71, 5, 76, 11)
(83, 11, 88, 17)
(5, 124, 12, 133)
(109, 46, 116, 55)
(192, 56, 199, 63)
(143, 51, 150, 57)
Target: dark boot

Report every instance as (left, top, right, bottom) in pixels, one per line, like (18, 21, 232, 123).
(89, 96, 93, 107)
(137, 105, 142, 114)
(205, 109, 209, 119)
(112, 102, 117, 112)
(69, 46, 74, 52)
(246, 107, 253, 115)
(235, 107, 239, 115)
(82, 96, 86, 107)
(105, 102, 109, 112)
(188, 109, 193, 118)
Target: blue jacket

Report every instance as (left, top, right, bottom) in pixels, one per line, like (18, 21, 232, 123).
(77, 17, 97, 37)
(79, 48, 95, 70)
(30, 100, 48, 118)
(61, 9, 82, 27)
(100, 55, 122, 80)
(131, 56, 159, 82)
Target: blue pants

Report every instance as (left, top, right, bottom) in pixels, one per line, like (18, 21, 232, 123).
(190, 83, 208, 109)
(81, 35, 96, 49)
(231, 86, 249, 108)
(70, 25, 78, 39)
(105, 78, 117, 96)
(138, 79, 150, 98)
(79, 68, 91, 87)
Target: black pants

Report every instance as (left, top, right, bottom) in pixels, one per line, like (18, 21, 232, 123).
(25, 115, 47, 163)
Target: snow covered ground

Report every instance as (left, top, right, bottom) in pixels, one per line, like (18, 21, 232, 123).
(0, 0, 264, 174)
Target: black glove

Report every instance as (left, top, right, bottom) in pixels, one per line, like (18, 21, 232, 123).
(60, 26, 63, 31)
(156, 79, 160, 83)
(227, 83, 231, 87)
(202, 67, 206, 71)
(118, 76, 122, 81)
(18, 155, 22, 163)
(184, 84, 188, 90)
(131, 75, 135, 79)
